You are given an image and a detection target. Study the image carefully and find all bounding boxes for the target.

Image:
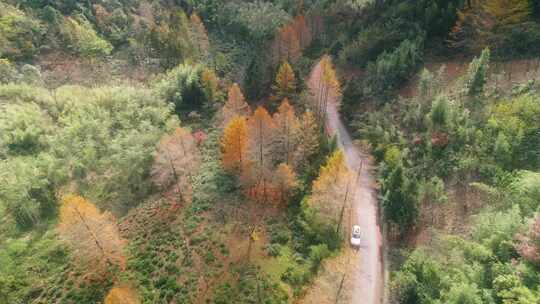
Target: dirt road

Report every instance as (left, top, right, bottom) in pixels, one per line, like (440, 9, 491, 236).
(308, 59, 384, 304)
(326, 101, 383, 304)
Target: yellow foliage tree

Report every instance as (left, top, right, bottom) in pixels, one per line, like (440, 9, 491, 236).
(223, 83, 251, 126)
(105, 286, 140, 304)
(222, 116, 249, 174)
(271, 61, 297, 103)
(310, 150, 353, 232)
(57, 195, 126, 272)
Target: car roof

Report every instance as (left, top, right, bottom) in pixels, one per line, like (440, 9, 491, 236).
(353, 225, 361, 232)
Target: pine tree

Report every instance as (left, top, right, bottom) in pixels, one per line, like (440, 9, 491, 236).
(223, 83, 251, 126)
(382, 164, 419, 235)
(271, 61, 297, 104)
(57, 195, 126, 273)
(222, 116, 249, 174)
(272, 98, 300, 165)
(465, 48, 490, 96)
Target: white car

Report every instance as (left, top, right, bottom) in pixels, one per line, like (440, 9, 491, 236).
(350, 225, 361, 248)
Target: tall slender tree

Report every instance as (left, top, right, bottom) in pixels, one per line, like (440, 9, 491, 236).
(272, 98, 300, 165)
(222, 116, 249, 174)
(247, 106, 275, 201)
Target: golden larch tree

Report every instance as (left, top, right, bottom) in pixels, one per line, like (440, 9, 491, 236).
(246, 106, 276, 201)
(272, 98, 300, 165)
(222, 116, 249, 174)
(271, 61, 297, 103)
(223, 83, 251, 126)
(57, 195, 126, 272)
(293, 110, 319, 171)
(310, 150, 353, 233)
(105, 286, 140, 304)
(151, 127, 200, 203)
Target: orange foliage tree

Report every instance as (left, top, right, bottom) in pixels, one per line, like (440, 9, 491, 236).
(273, 163, 298, 204)
(271, 15, 313, 65)
(105, 286, 140, 304)
(292, 15, 312, 50)
(272, 98, 300, 165)
(246, 106, 276, 201)
(151, 127, 200, 203)
(223, 83, 251, 126)
(222, 116, 249, 174)
(310, 150, 353, 233)
(57, 195, 126, 272)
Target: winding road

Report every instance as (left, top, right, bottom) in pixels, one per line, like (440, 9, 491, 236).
(309, 60, 384, 304)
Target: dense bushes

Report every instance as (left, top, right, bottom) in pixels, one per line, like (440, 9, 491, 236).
(0, 3, 44, 60)
(0, 83, 175, 228)
(155, 63, 221, 117)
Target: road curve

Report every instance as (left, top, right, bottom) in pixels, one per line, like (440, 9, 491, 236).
(326, 100, 384, 304)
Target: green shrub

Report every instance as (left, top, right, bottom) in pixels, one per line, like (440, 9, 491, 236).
(308, 244, 330, 273)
